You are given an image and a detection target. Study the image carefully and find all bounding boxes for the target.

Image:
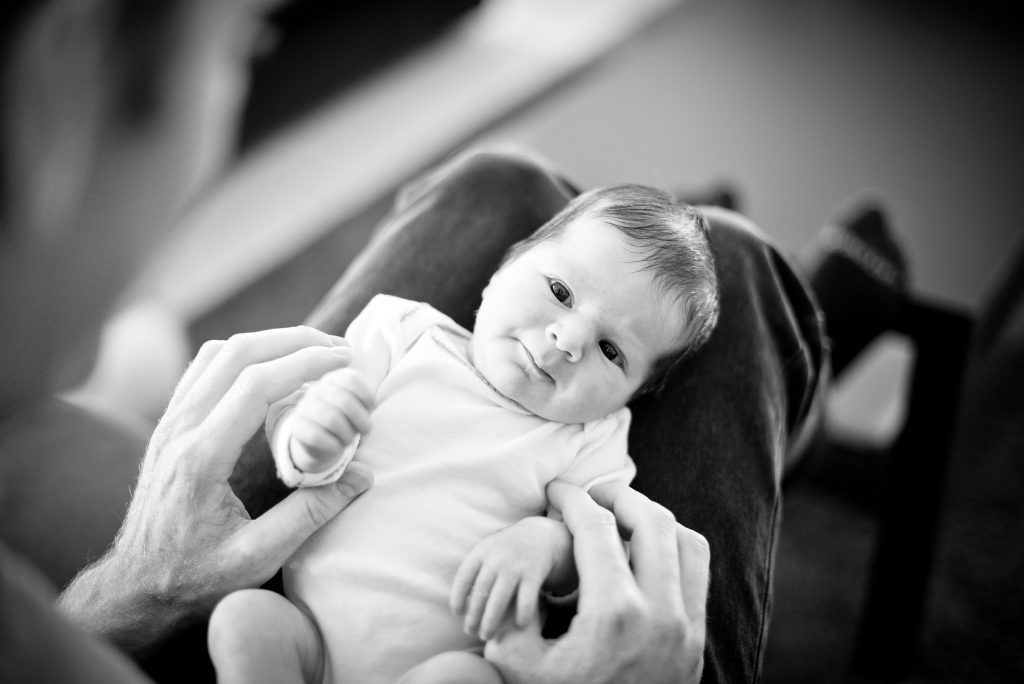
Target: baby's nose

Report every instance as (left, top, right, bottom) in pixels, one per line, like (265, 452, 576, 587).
(546, 318, 587, 362)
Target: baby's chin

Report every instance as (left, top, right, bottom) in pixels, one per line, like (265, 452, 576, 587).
(492, 377, 615, 425)
(534, 403, 618, 425)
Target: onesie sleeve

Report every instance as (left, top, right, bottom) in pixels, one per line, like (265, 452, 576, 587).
(558, 407, 636, 492)
(266, 294, 427, 487)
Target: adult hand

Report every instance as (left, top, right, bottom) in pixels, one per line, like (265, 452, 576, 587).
(484, 482, 709, 684)
(56, 327, 374, 656)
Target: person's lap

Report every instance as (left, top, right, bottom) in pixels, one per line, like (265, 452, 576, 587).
(0, 146, 826, 683)
(300, 147, 826, 683)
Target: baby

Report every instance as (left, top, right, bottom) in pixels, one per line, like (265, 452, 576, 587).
(207, 184, 720, 684)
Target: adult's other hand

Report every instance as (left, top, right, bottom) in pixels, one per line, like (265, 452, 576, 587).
(56, 326, 373, 656)
(485, 482, 709, 684)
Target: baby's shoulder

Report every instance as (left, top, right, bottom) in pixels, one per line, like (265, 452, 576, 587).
(581, 406, 632, 443)
(362, 294, 468, 349)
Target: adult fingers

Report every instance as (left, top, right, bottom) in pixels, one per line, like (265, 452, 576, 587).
(592, 485, 683, 614)
(677, 526, 711, 626)
(172, 327, 350, 426)
(198, 344, 356, 480)
(484, 611, 549, 684)
(236, 462, 374, 573)
(546, 482, 633, 613)
(515, 576, 543, 628)
(166, 339, 225, 413)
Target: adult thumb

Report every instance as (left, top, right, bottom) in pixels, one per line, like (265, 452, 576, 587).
(244, 462, 374, 567)
(483, 611, 550, 682)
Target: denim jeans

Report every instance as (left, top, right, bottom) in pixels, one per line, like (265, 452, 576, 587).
(301, 148, 828, 683)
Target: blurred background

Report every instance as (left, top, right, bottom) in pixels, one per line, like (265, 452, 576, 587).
(89, 0, 1024, 680)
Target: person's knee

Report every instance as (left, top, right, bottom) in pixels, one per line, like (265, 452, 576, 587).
(399, 650, 504, 684)
(447, 145, 553, 182)
(398, 145, 574, 213)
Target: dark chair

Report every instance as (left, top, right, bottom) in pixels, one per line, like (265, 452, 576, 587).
(849, 296, 973, 681)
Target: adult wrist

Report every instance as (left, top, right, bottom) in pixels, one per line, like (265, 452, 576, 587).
(56, 550, 194, 658)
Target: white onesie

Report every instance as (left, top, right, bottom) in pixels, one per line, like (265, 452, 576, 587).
(267, 294, 635, 684)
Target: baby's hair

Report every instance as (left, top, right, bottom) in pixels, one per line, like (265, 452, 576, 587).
(500, 184, 720, 397)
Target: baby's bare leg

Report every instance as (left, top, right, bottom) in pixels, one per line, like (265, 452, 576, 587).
(208, 588, 325, 684)
(399, 650, 505, 684)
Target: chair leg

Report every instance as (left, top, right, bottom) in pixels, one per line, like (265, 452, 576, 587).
(849, 299, 973, 681)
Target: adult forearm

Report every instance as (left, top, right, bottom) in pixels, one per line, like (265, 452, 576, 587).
(57, 552, 194, 658)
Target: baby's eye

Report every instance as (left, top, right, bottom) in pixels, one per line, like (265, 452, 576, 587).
(549, 280, 571, 304)
(599, 340, 621, 363)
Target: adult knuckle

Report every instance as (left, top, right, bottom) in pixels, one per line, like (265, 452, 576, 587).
(221, 332, 256, 362)
(173, 431, 206, 460)
(657, 610, 687, 636)
(681, 527, 711, 561)
(234, 365, 267, 399)
(294, 324, 323, 340)
(196, 338, 225, 358)
(582, 506, 618, 533)
(151, 429, 200, 467)
(604, 591, 645, 625)
(647, 503, 678, 533)
(231, 537, 262, 572)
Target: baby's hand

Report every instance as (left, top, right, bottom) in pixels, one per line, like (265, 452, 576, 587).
(451, 517, 569, 641)
(288, 367, 374, 473)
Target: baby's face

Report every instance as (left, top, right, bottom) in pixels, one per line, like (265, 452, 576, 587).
(471, 217, 685, 424)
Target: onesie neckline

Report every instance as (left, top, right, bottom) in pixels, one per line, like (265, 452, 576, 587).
(427, 329, 534, 416)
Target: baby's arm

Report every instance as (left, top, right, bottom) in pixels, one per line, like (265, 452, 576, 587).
(270, 367, 375, 487)
(451, 516, 575, 641)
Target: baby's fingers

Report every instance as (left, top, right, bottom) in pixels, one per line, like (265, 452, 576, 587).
(515, 576, 544, 628)
(317, 368, 375, 426)
(295, 393, 367, 447)
(451, 554, 483, 616)
(288, 415, 345, 467)
(462, 569, 497, 637)
(479, 574, 518, 640)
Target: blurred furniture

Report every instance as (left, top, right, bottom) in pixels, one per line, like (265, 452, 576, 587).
(241, 0, 482, 149)
(849, 297, 973, 681)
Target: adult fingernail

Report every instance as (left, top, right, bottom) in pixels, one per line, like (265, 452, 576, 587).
(339, 463, 373, 495)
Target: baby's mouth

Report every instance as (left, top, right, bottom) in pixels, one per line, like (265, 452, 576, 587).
(519, 342, 554, 383)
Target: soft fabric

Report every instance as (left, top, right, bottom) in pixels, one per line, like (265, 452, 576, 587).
(272, 294, 633, 683)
